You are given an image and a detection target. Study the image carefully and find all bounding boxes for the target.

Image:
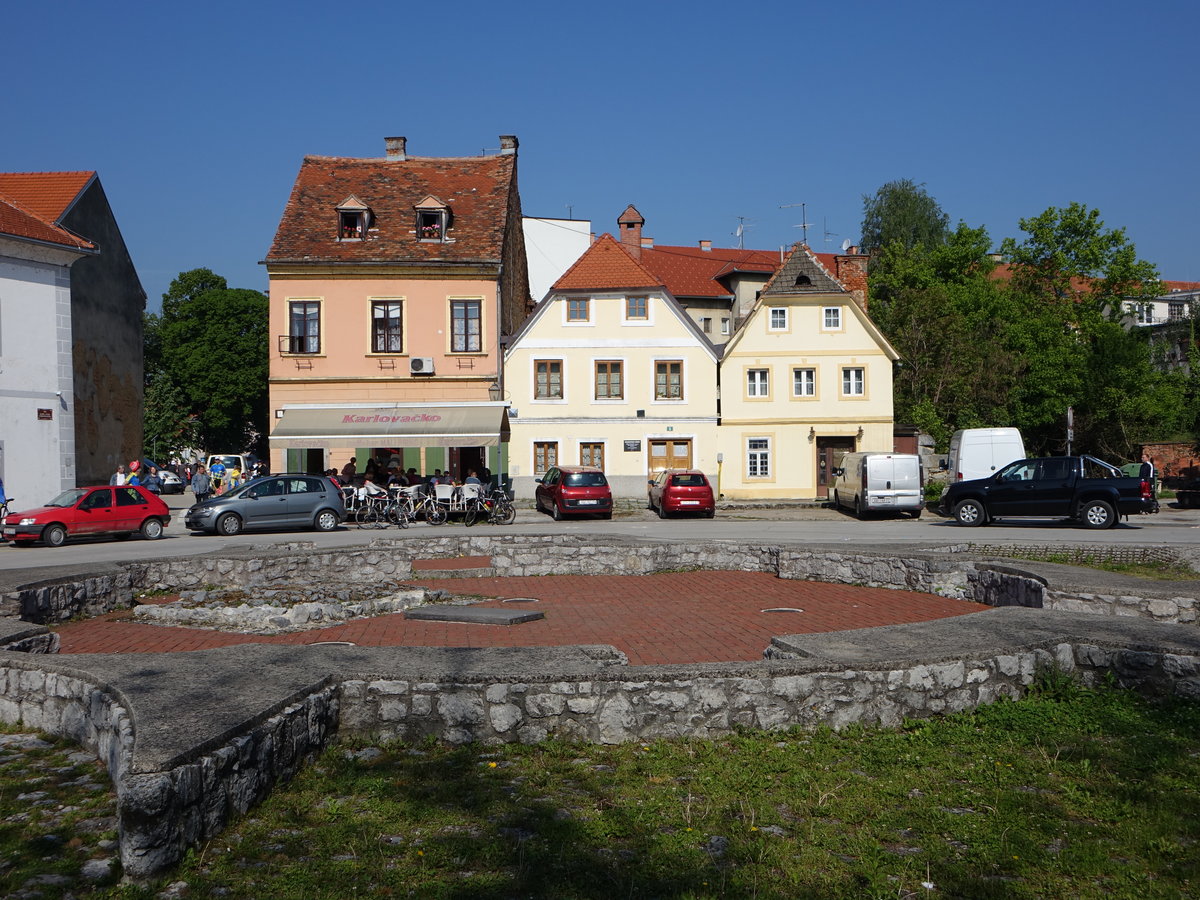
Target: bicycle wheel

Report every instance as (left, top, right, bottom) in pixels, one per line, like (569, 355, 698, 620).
(493, 498, 516, 525)
(427, 502, 448, 525)
(387, 501, 410, 529)
(355, 506, 378, 528)
(464, 500, 481, 527)
(372, 503, 390, 528)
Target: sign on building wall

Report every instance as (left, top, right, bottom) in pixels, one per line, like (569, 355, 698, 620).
(624, 440, 641, 452)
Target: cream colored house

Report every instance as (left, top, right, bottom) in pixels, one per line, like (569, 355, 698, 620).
(717, 246, 899, 500)
(504, 234, 719, 499)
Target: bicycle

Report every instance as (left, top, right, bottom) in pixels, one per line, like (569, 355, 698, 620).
(464, 487, 516, 526)
(407, 486, 448, 525)
(354, 492, 391, 529)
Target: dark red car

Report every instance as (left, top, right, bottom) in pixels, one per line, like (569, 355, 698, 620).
(3, 485, 171, 547)
(535, 466, 613, 520)
(647, 469, 715, 518)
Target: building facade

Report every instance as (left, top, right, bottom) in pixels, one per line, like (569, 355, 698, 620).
(263, 136, 532, 481)
(0, 171, 144, 492)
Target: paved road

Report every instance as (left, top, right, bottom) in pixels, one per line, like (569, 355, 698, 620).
(2, 491, 1197, 574)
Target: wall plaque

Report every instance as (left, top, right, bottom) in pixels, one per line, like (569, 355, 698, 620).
(623, 440, 641, 452)
(37, 408, 53, 420)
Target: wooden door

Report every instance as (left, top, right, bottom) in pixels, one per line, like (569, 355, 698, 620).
(816, 437, 856, 498)
(648, 439, 692, 475)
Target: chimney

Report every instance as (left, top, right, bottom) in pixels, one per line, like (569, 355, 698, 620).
(617, 205, 645, 258)
(834, 253, 870, 312)
(499, 135, 518, 155)
(385, 136, 407, 161)
(641, 237, 654, 249)
(699, 240, 712, 252)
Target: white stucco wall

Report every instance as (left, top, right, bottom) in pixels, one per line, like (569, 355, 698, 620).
(522, 217, 592, 303)
(0, 243, 81, 497)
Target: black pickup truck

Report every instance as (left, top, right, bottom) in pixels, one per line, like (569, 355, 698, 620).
(939, 455, 1155, 529)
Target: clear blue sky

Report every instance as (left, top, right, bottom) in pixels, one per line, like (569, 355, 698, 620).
(6, 0, 1197, 309)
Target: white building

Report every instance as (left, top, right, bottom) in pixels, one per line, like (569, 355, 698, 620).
(522, 216, 592, 303)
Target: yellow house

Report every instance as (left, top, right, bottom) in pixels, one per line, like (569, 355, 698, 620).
(717, 245, 899, 500)
(504, 234, 719, 499)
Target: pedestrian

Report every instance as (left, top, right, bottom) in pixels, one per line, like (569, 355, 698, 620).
(1140, 454, 1157, 497)
(143, 466, 163, 495)
(464, 468, 482, 486)
(109, 464, 127, 486)
(191, 465, 212, 503)
(209, 459, 227, 495)
(341, 457, 358, 484)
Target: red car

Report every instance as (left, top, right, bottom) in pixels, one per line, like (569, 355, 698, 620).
(3, 485, 171, 547)
(534, 465, 613, 520)
(647, 469, 716, 518)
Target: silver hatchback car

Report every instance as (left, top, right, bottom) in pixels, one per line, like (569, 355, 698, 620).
(184, 474, 345, 536)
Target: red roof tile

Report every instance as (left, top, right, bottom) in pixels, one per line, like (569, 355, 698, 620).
(266, 153, 518, 264)
(0, 172, 95, 251)
(0, 171, 94, 221)
(552, 234, 662, 291)
(1163, 280, 1200, 293)
(625, 244, 784, 298)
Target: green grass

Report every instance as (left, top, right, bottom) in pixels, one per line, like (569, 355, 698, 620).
(999, 550, 1197, 581)
(3, 679, 1199, 898)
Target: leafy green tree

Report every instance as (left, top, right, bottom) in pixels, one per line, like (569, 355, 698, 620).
(156, 269, 269, 452)
(999, 202, 1162, 321)
(860, 179, 950, 254)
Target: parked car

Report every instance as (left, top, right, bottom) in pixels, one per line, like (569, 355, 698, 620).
(206, 454, 255, 477)
(647, 469, 715, 518)
(139, 458, 185, 494)
(3, 485, 171, 547)
(939, 455, 1155, 529)
(534, 466, 612, 520)
(1174, 479, 1200, 508)
(831, 452, 923, 518)
(947, 428, 1026, 482)
(185, 474, 345, 536)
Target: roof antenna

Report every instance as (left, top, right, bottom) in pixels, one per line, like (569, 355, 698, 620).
(733, 216, 752, 249)
(823, 218, 839, 245)
(780, 202, 810, 246)
(566, 204, 574, 220)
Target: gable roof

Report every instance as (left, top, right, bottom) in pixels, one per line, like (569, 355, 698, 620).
(0, 172, 97, 251)
(266, 152, 517, 264)
(636, 245, 782, 299)
(551, 233, 662, 292)
(760, 243, 846, 295)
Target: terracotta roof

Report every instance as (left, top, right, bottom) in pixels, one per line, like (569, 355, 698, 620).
(552, 233, 662, 291)
(1163, 280, 1200, 293)
(266, 153, 517, 264)
(0, 171, 94, 221)
(0, 171, 96, 251)
(636, 244, 783, 298)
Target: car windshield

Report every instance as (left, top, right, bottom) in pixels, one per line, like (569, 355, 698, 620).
(46, 489, 88, 508)
(671, 474, 707, 486)
(1082, 456, 1121, 479)
(211, 456, 240, 469)
(565, 472, 607, 487)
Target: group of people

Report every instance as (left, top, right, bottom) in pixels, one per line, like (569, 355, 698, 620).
(109, 461, 165, 494)
(327, 456, 489, 492)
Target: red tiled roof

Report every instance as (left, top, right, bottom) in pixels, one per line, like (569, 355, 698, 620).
(0, 171, 93, 221)
(552, 233, 662, 291)
(0, 172, 95, 251)
(636, 244, 783, 298)
(1163, 280, 1200, 293)
(266, 153, 517, 264)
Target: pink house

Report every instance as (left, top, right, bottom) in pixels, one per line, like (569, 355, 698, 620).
(263, 136, 531, 481)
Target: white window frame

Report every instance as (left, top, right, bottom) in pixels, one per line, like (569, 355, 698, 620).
(842, 366, 865, 397)
(822, 306, 842, 330)
(769, 307, 788, 331)
(747, 368, 770, 398)
(721, 318, 731, 335)
(792, 367, 816, 398)
(746, 437, 771, 479)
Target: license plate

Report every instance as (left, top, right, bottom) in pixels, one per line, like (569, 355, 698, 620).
(578, 499, 598, 505)
(875, 496, 894, 505)
(681, 500, 699, 505)
(3, 528, 14, 536)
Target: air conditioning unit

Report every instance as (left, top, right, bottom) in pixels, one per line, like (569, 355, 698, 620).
(409, 357, 435, 375)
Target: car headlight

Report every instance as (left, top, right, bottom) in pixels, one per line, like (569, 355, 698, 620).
(19, 518, 37, 526)
(190, 508, 213, 518)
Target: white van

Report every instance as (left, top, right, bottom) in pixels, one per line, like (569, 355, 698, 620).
(831, 452, 924, 518)
(947, 428, 1025, 482)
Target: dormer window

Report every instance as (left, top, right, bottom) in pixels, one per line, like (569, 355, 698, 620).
(415, 195, 450, 242)
(336, 195, 371, 241)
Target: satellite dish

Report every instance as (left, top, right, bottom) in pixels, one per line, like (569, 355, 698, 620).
(840, 238, 852, 252)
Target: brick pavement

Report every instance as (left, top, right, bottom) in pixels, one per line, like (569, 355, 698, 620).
(52, 571, 982, 665)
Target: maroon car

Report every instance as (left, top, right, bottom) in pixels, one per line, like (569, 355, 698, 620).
(647, 469, 715, 518)
(3, 485, 171, 547)
(535, 466, 613, 520)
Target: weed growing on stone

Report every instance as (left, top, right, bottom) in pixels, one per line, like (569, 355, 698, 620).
(3, 683, 1198, 898)
(999, 549, 1197, 581)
